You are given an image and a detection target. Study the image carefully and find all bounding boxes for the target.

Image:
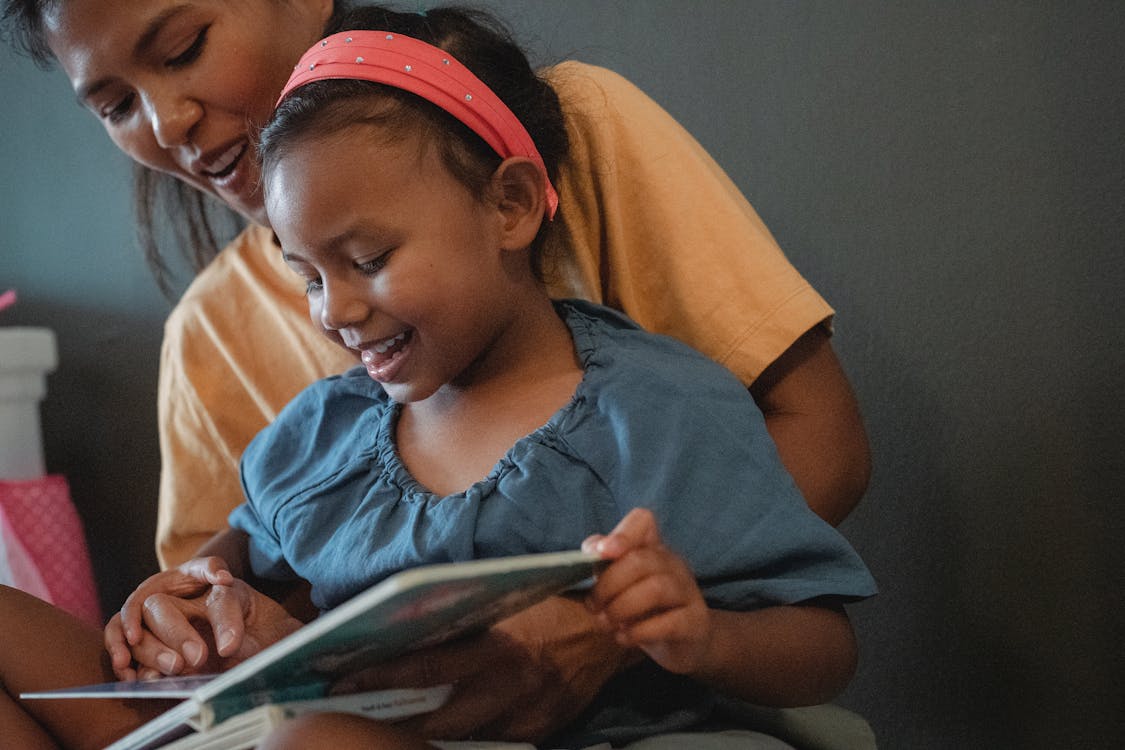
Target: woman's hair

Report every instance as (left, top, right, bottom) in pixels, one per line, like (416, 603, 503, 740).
(259, 5, 568, 279)
(1, 0, 358, 299)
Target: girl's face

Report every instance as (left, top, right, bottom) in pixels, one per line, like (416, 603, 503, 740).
(266, 125, 524, 405)
(44, 0, 333, 226)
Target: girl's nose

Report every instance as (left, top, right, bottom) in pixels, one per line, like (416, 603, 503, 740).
(319, 280, 369, 332)
(146, 92, 202, 149)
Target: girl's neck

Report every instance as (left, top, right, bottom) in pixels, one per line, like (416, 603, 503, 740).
(395, 293, 583, 496)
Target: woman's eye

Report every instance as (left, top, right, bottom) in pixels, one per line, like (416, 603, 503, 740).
(304, 277, 324, 295)
(167, 26, 209, 69)
(102, 93, 136, 123)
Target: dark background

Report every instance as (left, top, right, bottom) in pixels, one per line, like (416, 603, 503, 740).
(2, 2, 1121, 747)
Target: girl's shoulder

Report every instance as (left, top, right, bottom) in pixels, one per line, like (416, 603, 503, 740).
(553, 299, 766, 466)
(242, 367, 391, 483)
(559, 299, 747, 397)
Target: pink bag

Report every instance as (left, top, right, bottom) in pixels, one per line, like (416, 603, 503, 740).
(0, 475, 102, 627)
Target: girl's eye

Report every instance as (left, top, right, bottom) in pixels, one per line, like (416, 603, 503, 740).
(304, 277, 324, 295)
(167, 26, 209, 69)
(357, 252, 391, 275)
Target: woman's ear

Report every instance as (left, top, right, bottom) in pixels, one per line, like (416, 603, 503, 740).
(492, 158, 547, 250)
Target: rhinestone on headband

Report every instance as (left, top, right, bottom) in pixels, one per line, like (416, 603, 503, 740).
(277, 30, 559, 219)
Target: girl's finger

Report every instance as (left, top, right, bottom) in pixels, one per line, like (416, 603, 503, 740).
(180, 556, 236, 586)
(598, 571, 685, 627)
(596, 508, 661, 558)
(103, 613, 145, 679)
(580, 533, 606, 554)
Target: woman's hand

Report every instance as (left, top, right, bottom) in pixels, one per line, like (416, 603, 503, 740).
(583, 508, 713, 674)
(104, 560, 302, 680)
(331, 594, 636, 742)
(105, 556, 235, 680)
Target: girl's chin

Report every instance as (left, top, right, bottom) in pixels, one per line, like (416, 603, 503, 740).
(379, 382, 440, 405)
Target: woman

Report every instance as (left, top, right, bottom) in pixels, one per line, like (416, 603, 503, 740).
(3, 0, 870, 743)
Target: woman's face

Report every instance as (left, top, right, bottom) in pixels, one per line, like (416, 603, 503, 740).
(44, 0, 333, 226)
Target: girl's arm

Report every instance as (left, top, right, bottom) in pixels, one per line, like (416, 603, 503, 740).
(585, 509, 858, 707)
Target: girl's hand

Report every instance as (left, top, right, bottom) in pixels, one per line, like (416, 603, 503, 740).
(582, 508, 713, 675)
(104, 556, 235, 680)
(104, 560, 301, 680)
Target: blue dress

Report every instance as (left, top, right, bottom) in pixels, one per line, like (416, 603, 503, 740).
(230, 299, 876, 745)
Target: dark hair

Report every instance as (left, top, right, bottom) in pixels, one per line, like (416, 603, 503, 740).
(259, 5, 568, 278)
(1, 0, 55, 68)
(1, 0, 358, 299)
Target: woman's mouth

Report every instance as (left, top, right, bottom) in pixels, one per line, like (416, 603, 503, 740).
(202, 142, 247, 183)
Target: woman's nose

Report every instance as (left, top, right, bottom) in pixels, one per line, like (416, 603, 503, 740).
(319, 280, 369, 332)
(145, 92, 202, 149)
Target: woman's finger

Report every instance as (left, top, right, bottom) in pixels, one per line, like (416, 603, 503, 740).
(138, 593, 210, 673)
(119, 564, 223, 645)
(204, 583, 250, 658)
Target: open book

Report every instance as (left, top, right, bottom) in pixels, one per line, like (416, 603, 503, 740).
(23, 550, 603, 750)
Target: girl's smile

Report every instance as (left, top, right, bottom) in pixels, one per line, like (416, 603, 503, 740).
(267, 123, 517, 404)
(359, 330, 413, 384)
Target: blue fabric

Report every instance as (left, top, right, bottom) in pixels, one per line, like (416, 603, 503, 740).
(229, 299, 876, 744)
(231, 300, 873, 610)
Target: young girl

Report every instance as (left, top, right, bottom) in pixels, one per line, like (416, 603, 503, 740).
(103, 8, 875, 749)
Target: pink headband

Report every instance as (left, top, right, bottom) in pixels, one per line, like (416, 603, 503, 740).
(278, 30, 559, 219)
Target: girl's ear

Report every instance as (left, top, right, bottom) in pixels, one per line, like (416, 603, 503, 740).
(492, 158, 547, 250)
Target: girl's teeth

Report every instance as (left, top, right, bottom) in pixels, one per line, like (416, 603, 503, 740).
(373, 332, 406, 354)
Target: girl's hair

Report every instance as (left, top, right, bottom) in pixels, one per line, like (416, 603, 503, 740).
(259, 5, 568, 279)
(1, 0, 358, 299)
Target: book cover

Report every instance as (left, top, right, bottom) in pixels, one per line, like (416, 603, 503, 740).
(23, 549, 603, 750)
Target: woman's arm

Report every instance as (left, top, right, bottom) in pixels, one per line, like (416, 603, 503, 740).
(693, 604, 857, 707)
(751, 325, 871, 526)
(329, 593, 636, 743)
(547, 65, 869, 525)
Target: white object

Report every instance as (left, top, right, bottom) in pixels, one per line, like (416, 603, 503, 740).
(0, 327, 58, 480)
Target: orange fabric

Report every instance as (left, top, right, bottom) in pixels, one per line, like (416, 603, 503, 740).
(155, 62, 832, 568)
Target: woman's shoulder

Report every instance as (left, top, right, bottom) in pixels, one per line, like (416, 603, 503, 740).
(160, 224, 354, 392)
(169, 224, 280, 316)
(165, 224, 297, 343)
(541, 60, 646, 113)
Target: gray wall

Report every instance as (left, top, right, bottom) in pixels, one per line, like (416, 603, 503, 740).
(2, 2, 1121, 748)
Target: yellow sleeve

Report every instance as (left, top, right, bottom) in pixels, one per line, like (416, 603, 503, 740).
(155, 226, 356, 568)
(543, 61, 833, 385)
